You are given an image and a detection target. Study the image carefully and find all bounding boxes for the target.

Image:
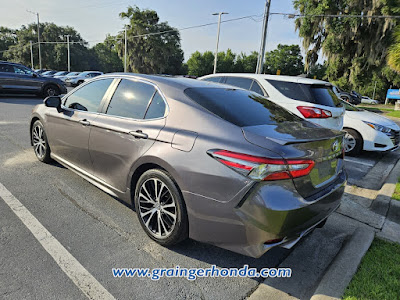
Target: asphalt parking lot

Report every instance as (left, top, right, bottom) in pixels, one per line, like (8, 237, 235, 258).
(0, 95, 398, 299)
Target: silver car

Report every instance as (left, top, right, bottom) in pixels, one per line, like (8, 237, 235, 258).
(64, 71, 103, 87)
(30, 74, 346, 257)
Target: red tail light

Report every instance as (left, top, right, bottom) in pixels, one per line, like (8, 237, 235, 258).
(208, 150, 315, 181)
(297, 106, 332, 119)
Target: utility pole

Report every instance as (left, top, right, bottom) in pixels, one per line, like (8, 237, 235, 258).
(124, 26, 128, 73)
(372, 81, 377, 100)
(27, 10, 42, 69)
(256, 0, 271, 74)
(212, 12, 228, 74)
(66, 35, 71, 72)
(30, 41, 34, 69)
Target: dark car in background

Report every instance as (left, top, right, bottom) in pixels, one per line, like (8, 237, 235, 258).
(30, 74, 346, 257)
(332, 86, 361, 105)
(0, 61, 67, 96)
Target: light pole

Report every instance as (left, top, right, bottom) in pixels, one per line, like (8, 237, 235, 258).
(212, 12, 228, 74)
(124, 25, 128, 73)
(65, 35, 71, 72)
(27, 10, 42, 69)
(256, 0, 271, 74)
(30, 41, 34, 69)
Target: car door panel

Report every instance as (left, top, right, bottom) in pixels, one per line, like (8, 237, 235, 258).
(89, 116, 165, 191)
(45, 109, 99, 172)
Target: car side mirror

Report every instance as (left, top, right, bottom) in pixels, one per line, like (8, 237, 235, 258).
(44, 96, 62, 112)
(32, 73, 38, 77)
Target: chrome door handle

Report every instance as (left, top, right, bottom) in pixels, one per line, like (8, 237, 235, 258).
(79, 119, 90, 126)
(129, 130, 148, 139)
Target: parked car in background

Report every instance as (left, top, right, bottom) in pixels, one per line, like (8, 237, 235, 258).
(199, 73, 345, 130)
(341, 100, 400, 155)
(361, 96, 379, 105)
(57, 71, 81, 82)
(332, 86, 361, 105)
(52, 71, 70, 78)
(0, 61, 67, 96)
(64, 71, 103, 87)
(41, 70, 58, 77)
(30, 74, 346, 258)
(34, 69, 50, 74)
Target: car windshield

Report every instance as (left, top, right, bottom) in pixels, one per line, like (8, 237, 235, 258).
(341, 100, 362, 111)
(54, 71, 68, 76)
(184, 87, 303, 127)
(267, 80, 343, 108)
(67, 72, 80, 76)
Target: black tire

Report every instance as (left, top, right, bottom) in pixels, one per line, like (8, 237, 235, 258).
(341, 95, 350, 103)
(344, 128, 363, 156)
(31, 120, 52, 163)
(42, 84, 60, 97)
(134, 169, 188, 246)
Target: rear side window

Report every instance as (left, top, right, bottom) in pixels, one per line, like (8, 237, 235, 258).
(106, 79, 155, 119)
(267, 80, 342, 107)
(64, 78, 113, 112)
(145, 91, 167, 119)
(225, 77, 253, 90)
(184, 87, 301, 127)
(0, 64, 13, 73)
(250, 81, 265, 96)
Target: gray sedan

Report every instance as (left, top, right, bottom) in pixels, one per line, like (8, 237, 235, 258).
(30, 74, 346, 257)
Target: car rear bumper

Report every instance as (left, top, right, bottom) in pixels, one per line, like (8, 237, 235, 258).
(184, 170, 346, 258)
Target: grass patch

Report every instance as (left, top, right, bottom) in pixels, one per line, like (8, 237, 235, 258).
(343, 238, 400, 300)
(392, 177, 400, 201)
(386, 111, 400, 119)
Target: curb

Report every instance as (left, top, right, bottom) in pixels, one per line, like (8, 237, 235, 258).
(310, 227, 375, 300)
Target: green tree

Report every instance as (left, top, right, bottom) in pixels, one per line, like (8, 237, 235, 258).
(235, 51, 258, 73)
(308, 63, 327, 79)
(187, 51, 214, 76)
(92, 35, 123, 73)
(3, 23, 95, 71)
(216, 49, 236, 72)
(293, 0, 400, 100)
(264, 44, 304, 75)
(117, 6, 184, 74)
(0, 27, 17, 61)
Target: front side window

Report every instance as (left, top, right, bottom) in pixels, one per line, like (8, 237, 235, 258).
(64, 79, 113, 112)
(106, 79, 155, 119)
(203, 77, 223, 83)
(13, 65, 34, 75)
(225, 77, 253, 90)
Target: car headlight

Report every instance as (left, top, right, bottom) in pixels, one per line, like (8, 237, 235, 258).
(363, 121, 392, 133)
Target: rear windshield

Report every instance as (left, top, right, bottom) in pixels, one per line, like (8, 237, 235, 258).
(184, 87, 303, 127)
(267, 80, 342, 108)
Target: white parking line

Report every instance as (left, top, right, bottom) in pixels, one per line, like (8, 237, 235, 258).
(0, 182, 116, 300)
(344, 158, 375, 167)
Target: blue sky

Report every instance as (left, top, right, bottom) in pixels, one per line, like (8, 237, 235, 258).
(2, 0, 304, 61)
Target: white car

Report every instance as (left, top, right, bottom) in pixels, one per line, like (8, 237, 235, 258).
(199, 73, 345, 130)
(361, 96, 379, 105)
(342, 101, 400, 155)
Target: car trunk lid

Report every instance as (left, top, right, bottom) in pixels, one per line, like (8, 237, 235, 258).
(242, 121, 344, 199)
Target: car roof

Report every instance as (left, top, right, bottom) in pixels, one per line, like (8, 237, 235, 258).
(0, 60, 27, 67)
(99, 73, 235, 90)
(201, 73, 330, 85)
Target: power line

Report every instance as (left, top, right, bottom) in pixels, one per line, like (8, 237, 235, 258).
(271, 12, 400, 19)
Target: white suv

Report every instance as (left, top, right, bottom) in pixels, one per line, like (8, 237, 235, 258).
(199, 74, 345, 130)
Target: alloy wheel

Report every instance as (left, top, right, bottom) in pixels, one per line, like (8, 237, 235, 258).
(32, 125, 46, 159)
(138, 178, 177, 239)
(344, 132, 356, 152)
